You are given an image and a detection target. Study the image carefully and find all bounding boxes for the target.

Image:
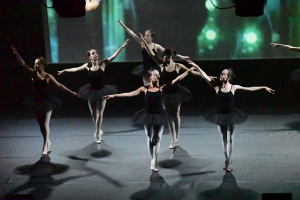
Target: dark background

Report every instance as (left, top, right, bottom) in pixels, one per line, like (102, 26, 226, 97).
(1, 0, 300, 119)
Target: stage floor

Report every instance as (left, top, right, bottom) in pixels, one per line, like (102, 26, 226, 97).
(1, 115, 300, 200)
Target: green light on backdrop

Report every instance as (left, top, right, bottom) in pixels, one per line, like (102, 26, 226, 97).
(205, 0, 216, 11)
(206, 30, 216, 40)
(243, 32, 258, 44)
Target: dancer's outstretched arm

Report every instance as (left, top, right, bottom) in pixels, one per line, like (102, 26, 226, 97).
(57, 64, 87, 75)
(233, 85, 275, 94)
(10, 45, 34, 76)
(270, 43, 300, 52)
(187, 60, 216, 88)
(104, 87, 145, 99)
(47, 74, 79, 97)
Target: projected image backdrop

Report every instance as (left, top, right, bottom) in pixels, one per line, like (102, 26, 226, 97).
(42, 0, 300, 63)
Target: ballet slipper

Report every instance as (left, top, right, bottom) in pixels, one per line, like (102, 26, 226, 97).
(47, 141, 52, 152)
(94, 134, 101, 144)
(150, 161, 159, 172)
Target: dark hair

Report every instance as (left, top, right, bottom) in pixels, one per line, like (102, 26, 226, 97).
(163, 48, 177, 57)
(36, 56, 46, 67)
(147, 68, 158, 77)
(87, 49, 97, 57)
(227, 68, 235, 81)
(146, 29, 155, 38)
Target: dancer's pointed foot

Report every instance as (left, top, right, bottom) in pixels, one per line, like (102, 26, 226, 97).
(174, 139, 179, 147)
(224, 167, 233, 172)
(94, 134, 101, 144)
(47, 141, 52, 152)
(223, 160, 233, 170)
(150, 162, 159, 172)
(169, 141, 175, 149)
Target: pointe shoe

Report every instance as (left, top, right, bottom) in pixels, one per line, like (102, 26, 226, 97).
(47, 141, 52, 152)
(174, 139, 179, 147)
(169, 141, 175, 149)
(150, 164, 159, 172)
(94, 134, 101, 144)
(100, 130, 103, 136)
(223, 160, 233, 170)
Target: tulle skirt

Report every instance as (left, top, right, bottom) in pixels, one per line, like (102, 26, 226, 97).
(24, 97, 62, 112)
(291, 68, 300, 81)
(78, 84, 118, 101)
(204, 108, 248, 126)
(131, 109, 174, 126)
(162, 86, 192, 104)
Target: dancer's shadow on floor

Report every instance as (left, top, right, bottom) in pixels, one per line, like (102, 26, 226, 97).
(3, 154, 90, 199)
(159, 146, 215, 173)
(61, 142, 113, 160)
(130, 171, 187, 200)
(60, 142, 123, 188)
(198, 172, 259, 200)
(158, 146, 215, 192)
(285, 120, 300, 132)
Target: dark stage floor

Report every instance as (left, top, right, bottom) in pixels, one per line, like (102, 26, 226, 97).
(1, 111, 300, 199)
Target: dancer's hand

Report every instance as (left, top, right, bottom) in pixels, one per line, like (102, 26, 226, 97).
(180, 55, 190, 60)
(209, 76, 218, 80)
(265, 87, 275, 94)
(270, 43, 279, 48)
(103, 95, 114, 99)
(11, 45, 17, 53)
(72, 92, 80, 97)
(121, 39, 130, 48)
(186, 60, 197, 66)
(57, 70, 65, 75)
(188, 66, 196, 72)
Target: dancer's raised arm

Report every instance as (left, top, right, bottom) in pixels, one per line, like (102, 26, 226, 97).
(11, 45, 34, 76)
(270, 43, 300, 52)
(105, 39, 130, 63)
(117, 18, 142, 46)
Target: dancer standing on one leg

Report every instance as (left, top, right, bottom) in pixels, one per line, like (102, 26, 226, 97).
(11, 45, 79, 155)
(58, 39, 129, 143)
(104, 67, 195, 171)
(270, 43, 300, 81)
(117, 18, 189, 86)
(187, 60, 275, 172)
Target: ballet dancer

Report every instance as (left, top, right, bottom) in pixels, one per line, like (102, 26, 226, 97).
(187, 60, 275, 172)
(11, 45, 79, 155)
(104, 67, 195, 171)
(117, 18, 189, 86)
(57, 39, 129, 143)
(141, 38, 216, 148)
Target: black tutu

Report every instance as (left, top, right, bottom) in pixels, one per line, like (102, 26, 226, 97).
(162, 86, 192, 104)
(204, 108, 248, 126)
(24, 97, 62, 112)
(131, 109, 174, 126)
(291, 68, 300, 81)
(78, 84, 118, 101)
